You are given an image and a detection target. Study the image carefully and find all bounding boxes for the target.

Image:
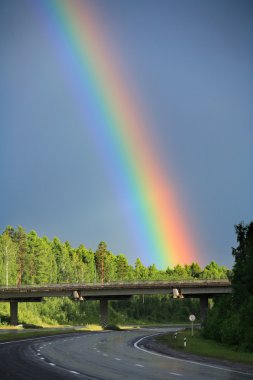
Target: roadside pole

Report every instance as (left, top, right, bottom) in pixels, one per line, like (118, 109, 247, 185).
(189, 314, 196, 337)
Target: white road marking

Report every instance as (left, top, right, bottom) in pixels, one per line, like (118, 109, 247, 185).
(134, 334, 253, 377)
(103, 353, 108, 357)
(97, 350, 100, 353)
(170, 373, 183, 377)
(69, 370, 80, 375)
(49, 363, 56, 366)
(135, 364, 144, 367)
(40, 357, 45, 360)
(115, 358, 121, 361)
(37, 353, 41, 356)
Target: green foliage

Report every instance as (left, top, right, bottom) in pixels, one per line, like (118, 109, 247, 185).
(0, 225, 228, 286)
(199, 261, 228, 279)
(110, 295, 199, 324)
(203, 222, 253, 351)
(158, 329, 253, 365)
(103, 324, 121, 331)
(115, 254, 129, 280)
(134, 258, 148, 279)
(95, 241, 115, 283)
(0, 232, 18, 286)
(0, 225, 230, 327)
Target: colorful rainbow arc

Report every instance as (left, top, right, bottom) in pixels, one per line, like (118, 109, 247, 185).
(36, 0, 200, 268)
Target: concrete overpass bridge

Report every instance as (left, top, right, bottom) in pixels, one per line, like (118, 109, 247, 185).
(0, 280, 232, 326)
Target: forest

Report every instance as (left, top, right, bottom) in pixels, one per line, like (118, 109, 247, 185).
(203, 222, 253, 351)
(0, 225, 229, 326)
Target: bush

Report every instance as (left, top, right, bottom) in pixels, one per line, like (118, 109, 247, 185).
(103, 324, 121, 331)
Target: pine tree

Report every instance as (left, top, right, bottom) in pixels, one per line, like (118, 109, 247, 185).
(14, 226, 28, 287)
(95, 241, 108, 283)
(134, 258, 148, 280)
(116, 254, 129, 280)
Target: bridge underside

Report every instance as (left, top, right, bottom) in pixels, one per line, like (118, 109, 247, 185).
(72, 293, 132, 327)
(3, 298, 43, 326)
(5, 296, 132, 327)
(5, 295, 210, 327)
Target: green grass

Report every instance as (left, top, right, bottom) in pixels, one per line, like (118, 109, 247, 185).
(157, 329, 253, 365)
(82, 324, 103, 331)
(0, 324, 105, 342)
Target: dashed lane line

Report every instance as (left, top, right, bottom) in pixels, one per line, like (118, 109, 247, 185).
(69, 370, 80, 375)
(135, 364, 144, 368)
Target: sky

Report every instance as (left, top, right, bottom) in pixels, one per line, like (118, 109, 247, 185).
(1, 0, 252, 269)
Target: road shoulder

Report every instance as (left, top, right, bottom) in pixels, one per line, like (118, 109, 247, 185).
(141, 334, 253, 375)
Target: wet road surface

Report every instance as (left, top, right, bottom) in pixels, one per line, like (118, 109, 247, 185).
(0, 328, 252, 379)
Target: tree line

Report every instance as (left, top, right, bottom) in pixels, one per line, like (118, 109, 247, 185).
(203, 222, 253, 351)
(0, 225, 229, 327)
(0, 225, 229, 286)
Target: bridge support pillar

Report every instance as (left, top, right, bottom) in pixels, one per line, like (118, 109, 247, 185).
(10, 301, 18, 326)
(200, 296, 209, 322)
(100, 298, 108, 328)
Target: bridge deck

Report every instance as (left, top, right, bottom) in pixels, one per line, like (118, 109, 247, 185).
(0, 280, 232, 301)
(0, 280, 232, 325)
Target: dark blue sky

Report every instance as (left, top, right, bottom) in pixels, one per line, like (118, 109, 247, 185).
(1, 0, 252, 268)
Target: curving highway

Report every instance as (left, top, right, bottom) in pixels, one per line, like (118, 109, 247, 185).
(0, 328, 252, 379)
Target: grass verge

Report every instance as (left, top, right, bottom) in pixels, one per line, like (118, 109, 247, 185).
(157, 329, 253, 365)
(0, 324, 103, 342)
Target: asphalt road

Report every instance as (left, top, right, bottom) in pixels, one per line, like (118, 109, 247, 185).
(0, 328, 252, 380)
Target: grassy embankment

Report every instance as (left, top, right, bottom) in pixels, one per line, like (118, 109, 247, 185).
(157, 329, 253, 365)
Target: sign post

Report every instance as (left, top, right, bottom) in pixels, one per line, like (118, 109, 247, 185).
(189, 314, 196, 336)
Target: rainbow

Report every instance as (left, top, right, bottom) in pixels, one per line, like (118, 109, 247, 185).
(34, 0, 200, 268)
